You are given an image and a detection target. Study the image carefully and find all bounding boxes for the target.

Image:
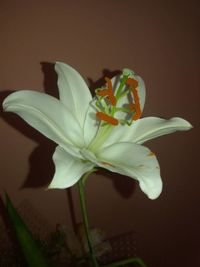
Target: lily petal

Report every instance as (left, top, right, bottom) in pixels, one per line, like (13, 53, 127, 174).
(48, 146, 95, 189)
(101, 117, 192, 148)
(55, 62, 92, 127)
(83, 102, 100, 147)
(133, 117, 192, 144)
(3, 90, 84, 150)
(96, 142, 162, 199)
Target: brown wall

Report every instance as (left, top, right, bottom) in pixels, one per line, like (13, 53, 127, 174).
(0, 1, 199, 266)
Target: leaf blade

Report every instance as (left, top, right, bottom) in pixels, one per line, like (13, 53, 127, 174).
(5, 192, 52, 267)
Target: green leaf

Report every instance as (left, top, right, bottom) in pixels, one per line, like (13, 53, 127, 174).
(4, 192, 53, 267)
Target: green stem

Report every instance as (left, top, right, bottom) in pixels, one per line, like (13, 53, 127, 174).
(78, 170, 148, 267)
(78, 170, 99, 267)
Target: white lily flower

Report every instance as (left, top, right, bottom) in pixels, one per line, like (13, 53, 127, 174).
(3, 62, 192, 199)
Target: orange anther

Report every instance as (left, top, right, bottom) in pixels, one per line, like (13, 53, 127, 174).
(129, 103, 136, 110)
(96, 112, 119, 126)
(126, 78, 138, 88)
(126, 78, 141, 121)
(97, 89, 109, 97)
(97, 77, 116, 106)
(109, 94, 117, 106)
(105, 77, 112, 91)
(131, 87, 142, 120)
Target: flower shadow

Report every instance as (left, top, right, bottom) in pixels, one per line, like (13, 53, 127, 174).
(0, 90, 56, 188)
(87, 69, 121, 95)
(95, 168, 137, 199)
(0, 63, 58, 189)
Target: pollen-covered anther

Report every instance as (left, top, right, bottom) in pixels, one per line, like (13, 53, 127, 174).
(96, 112, 119, 125)
(97, 77, 116, 106)
(126, 78, 138, 88)
(126, 78, 141, 121)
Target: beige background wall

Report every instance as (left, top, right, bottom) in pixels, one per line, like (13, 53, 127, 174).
(0, 1, 199, 266)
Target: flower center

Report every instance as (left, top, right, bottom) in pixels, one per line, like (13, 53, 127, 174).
(88, 124, 113, 152)
(94, 69, 142, 126)
(88, 69, 142, 152)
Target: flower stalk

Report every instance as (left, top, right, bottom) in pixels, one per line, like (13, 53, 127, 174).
(78, 170, 99, 267)
(78, 172, 148, 267)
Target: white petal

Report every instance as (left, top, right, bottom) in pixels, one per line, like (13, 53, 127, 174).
(101, 117, 192, 148)
(48, 146, 95, 189)
(55, 62, 92, 127)
(135, 74, 146, 111)
(83, 101, 100, 147)
(3, 90, 84, 149)
(96, 142, 162, 199)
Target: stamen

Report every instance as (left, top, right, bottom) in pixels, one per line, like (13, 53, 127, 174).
(105, 77, 112, 91)
(126, 78, 141, 121)
(96, 112, 119, 125)
(126, 78, 138, 88)
(97, 77, 116, 106)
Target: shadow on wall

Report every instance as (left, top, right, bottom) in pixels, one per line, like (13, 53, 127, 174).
(0, 88, 56, 188)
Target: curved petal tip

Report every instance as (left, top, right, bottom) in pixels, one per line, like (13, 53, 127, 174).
(139, 178, 163, 200)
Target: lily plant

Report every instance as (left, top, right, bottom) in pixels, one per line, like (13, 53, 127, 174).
(3, 62, 192, 267)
